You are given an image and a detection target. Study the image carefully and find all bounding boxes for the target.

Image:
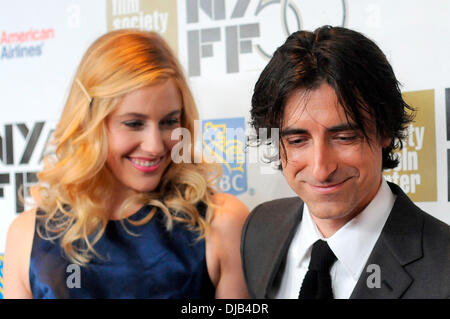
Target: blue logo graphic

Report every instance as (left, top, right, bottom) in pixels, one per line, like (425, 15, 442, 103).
(0, 254, 4, 299)
(202, 117, 247, 196)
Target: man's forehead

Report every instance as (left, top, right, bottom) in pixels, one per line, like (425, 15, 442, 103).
(281, 83, 376, 132)
(282, 85, 348, 128)
(284, 83, 340, 110)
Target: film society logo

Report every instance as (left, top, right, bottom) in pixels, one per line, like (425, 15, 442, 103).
(181, 0, 346, 76)
(0, 28, 54, 60)
(383, 90, 437, 202)
(0, 121, 54, 213)
(202, 118, 247, 196)
(106, 0, 179, 55)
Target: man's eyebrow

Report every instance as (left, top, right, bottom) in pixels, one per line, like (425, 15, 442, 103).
(280, 128, 308, 136)
(327, 123, 358, 133)
(281, 123, 358, 136)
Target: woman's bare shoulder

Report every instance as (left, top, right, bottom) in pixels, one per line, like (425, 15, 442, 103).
(210, 192, 249, 227)
(7, 208, 37, 243)
(206, 193, 250, 298)
(3, 208, 36, 298)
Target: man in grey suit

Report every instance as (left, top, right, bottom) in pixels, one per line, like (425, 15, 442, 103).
(242, 26, 450, 299)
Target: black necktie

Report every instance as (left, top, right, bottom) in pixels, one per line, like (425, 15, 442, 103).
(298, 239, 337, 299)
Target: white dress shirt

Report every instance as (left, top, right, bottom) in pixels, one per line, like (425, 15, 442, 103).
(274, 178, 396, 299)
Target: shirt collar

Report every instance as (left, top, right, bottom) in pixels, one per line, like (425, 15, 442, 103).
(295, 200, 323, 265)
(300, 178, 396, 280)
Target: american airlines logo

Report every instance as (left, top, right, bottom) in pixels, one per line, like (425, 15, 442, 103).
(0, 28, 55, 60)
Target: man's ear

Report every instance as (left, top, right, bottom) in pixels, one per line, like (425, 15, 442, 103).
(381, 136, 392, 148)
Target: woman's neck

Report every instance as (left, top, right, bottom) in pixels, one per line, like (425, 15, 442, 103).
(106, 184, 141, 220)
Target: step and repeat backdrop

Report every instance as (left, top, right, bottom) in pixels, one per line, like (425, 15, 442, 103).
(1, 0, 450, 298)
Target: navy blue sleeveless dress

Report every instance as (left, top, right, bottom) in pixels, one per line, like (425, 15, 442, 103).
(29, 204, 215, 298)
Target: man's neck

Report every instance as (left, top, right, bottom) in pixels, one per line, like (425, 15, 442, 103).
(310, 178, 384, 238)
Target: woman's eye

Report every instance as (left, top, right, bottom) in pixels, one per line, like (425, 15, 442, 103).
(123, 120, 143, 129)
(161, 118, 180, 127)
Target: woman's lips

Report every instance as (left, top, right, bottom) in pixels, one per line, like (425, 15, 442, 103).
(128, 156, 163, 173)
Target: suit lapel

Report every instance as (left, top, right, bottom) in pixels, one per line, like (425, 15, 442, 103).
(260, 199, 304, 298)
(350, 238, 413, 298)
(350, 182, 424, 299)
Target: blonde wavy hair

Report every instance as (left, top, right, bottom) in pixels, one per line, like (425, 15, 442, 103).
(30, 30, 221, 266)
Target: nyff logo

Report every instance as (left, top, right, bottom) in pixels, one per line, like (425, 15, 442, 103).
(0, 121, 53, 213)
(185, 0, 260, 76)
(202, 118, 247, 195)
(183, 0, 346, 76)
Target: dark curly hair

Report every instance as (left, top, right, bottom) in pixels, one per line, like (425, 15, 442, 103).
(250, 26, 414, 170)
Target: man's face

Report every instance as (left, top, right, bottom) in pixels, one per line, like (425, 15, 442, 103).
(280, 83, 390, 228)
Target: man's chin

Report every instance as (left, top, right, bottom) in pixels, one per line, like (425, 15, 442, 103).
(306, 202, 355, 221)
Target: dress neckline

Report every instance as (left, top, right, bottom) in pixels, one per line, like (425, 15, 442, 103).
(109, 205, 155, 223)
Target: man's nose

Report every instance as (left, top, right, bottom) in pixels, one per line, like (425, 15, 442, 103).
(311, 140, 337, 182)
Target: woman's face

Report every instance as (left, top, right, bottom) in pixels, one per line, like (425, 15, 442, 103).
(105, 78, 182, 196)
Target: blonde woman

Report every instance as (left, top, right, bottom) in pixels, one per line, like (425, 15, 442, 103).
(3, 30, 250, 298)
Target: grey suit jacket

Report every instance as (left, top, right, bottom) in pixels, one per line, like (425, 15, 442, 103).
(241, 182, 450, 298)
